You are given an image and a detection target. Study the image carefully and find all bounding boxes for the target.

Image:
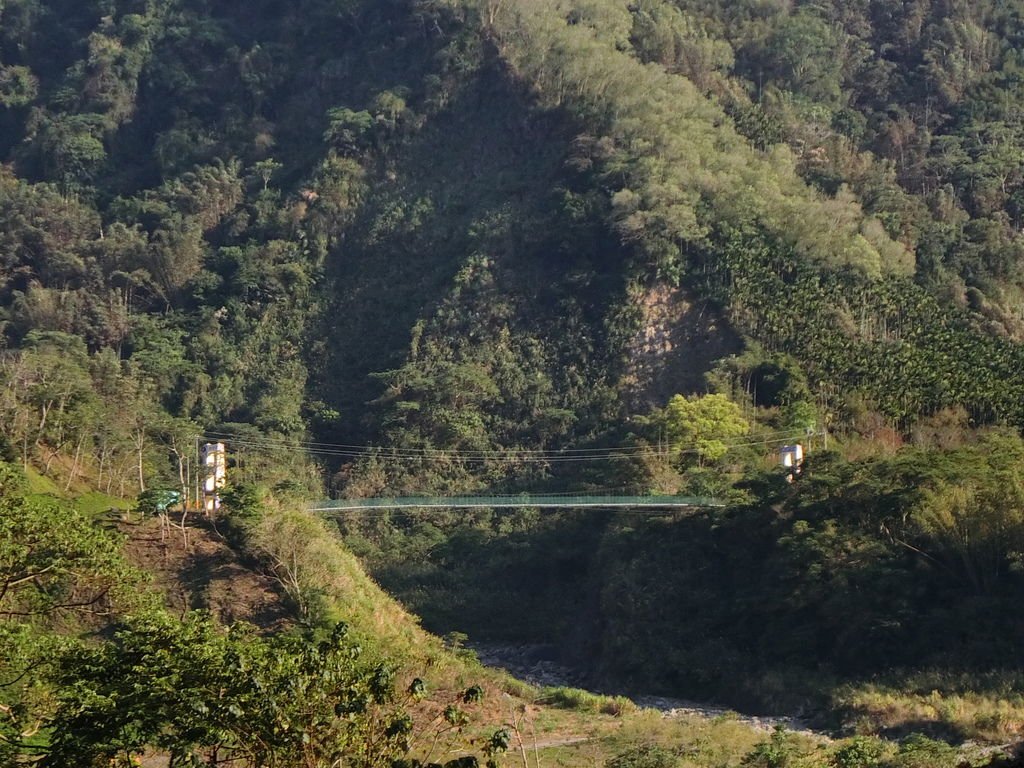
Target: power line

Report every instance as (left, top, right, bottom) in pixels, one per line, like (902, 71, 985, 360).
(205, 430, 816, 464)
(203, 429, 663, 455)
(210, 434, 797, 460)
(207, 431, 809, 459)
(203, 427, 808, 454)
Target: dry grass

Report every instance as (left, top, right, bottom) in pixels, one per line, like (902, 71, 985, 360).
(837, 676, 1024, 744)
(537, 686, 638, 716)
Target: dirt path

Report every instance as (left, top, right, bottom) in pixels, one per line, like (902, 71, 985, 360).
(530, 736, 591, 749)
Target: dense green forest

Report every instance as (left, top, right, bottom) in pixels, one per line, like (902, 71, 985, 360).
(7, 0, 1024, 764)
(9, 0, 1024, 493)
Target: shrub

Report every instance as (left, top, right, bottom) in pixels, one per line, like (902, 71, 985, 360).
(607, 744, 681, 768)
(741, 727, 799, 768)
(888, 734, 958, 768)
(832, 736, 886, 768)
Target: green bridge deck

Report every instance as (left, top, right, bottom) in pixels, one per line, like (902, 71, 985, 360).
(310, 494, 725, 512)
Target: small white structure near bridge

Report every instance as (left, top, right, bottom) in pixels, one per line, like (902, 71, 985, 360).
(780, 443, 804, 480)
(201, 442, 227, 513)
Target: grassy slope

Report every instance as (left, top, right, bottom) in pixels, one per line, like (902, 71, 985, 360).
(97, 492, 611, 755)
(226, 500, 639, 756)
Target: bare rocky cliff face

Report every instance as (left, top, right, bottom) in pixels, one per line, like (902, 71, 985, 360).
(622, 284, 742, 410)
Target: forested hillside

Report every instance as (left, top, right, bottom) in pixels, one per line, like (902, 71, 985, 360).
(6, 0, 1024, 762)
(5, 0, 1024, 492)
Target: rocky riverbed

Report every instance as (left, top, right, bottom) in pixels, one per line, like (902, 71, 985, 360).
(469, 642, 1024, 767)
(469, 642, 823, 738)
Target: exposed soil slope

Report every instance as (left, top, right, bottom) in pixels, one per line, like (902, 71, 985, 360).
(119, 515, 293, 631)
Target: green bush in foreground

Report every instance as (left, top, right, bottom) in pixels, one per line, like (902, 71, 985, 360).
(46, 614, 503, 768)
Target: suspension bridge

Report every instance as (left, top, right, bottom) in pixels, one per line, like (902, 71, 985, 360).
(203, 428, 812, 514)
(310, 494, 725, 512)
